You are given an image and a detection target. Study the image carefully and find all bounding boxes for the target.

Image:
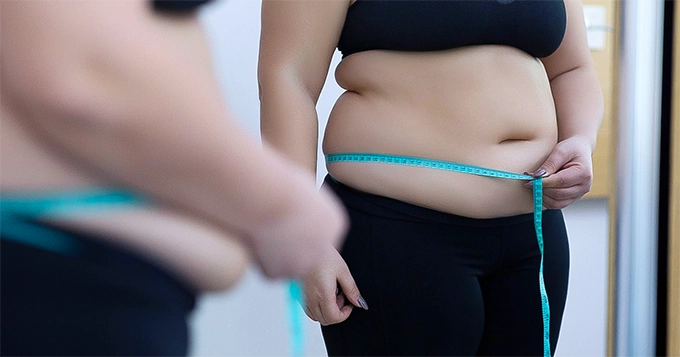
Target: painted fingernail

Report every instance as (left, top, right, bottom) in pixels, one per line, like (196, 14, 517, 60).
(358, 296, 369, 310)
(535, 169, 547, 177)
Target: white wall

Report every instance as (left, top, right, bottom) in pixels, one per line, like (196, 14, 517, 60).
(191, 1, 610, 355)
(559, 199, 609, 357)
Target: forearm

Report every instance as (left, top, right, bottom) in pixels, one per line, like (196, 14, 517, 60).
(550, 65, 604, 151)
(1, 2, 319, 243)
(259, 72, 320, 174)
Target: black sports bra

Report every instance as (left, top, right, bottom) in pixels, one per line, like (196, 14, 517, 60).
(153, 0, 212, 12)
(338, 0, 567, 58)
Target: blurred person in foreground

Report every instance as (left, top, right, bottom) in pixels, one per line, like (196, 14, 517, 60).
(0, 1, 347, 355)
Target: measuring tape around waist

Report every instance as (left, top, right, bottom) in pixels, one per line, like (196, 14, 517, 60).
(326, 153, 551, 357)
(1, 190, 145, 255)
(1, 190, 307, 356)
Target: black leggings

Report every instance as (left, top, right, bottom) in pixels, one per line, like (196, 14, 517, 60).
(1, 222, 196, 356)
(321, 176, 570, 356)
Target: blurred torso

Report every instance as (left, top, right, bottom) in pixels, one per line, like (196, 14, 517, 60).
(1, 14, 248, 292)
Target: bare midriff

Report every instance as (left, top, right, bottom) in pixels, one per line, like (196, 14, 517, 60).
(324, 45, 558, 218)
(0, 15, 248, 291)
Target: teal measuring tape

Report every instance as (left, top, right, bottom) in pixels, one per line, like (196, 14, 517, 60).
(1, 190, 145, 255)
(288, 280, 305, 357)
(326, 153, 551, 357)
(1, 189, 308, 356)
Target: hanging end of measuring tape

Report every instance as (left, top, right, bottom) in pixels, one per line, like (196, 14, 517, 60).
(288, 280, 304, 304)
(287, 280, 305, 357)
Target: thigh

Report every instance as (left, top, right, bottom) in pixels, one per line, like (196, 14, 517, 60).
(476, 210, 570, 356)
(323, 209, 488, 356)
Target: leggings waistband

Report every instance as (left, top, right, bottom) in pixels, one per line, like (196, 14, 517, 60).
(1, 216, 197, 310)
(324, 175, 550, 228)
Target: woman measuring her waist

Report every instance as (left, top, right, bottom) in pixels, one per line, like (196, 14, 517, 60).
(259, 0, 603, 355)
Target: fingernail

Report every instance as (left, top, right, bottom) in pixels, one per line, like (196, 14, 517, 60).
(358, 296, 369, 310)
(535, 169, 547, 177)
(524, 182, 532, 188)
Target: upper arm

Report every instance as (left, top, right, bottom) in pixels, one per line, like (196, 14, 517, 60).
(258, 0, 350, 102)
(540, 0, 594, 81)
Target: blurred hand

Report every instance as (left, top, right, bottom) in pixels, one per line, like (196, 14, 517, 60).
(249, 184, 349, 280)
(526, 135, 594, 209)
(302, 246, 368, 326)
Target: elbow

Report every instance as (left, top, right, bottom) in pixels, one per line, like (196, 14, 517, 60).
(257, 65, 288, 103)
(257, 63, 322, 105)
(591, 68, 605, 125)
